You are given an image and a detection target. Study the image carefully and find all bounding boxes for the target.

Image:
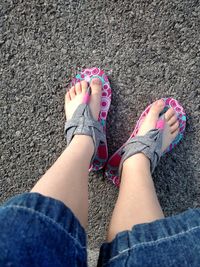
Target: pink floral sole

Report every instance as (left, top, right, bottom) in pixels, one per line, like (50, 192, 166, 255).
(67, 67, 112, 171)
(105, 98, 186, 187)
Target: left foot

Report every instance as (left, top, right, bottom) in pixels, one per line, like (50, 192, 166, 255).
(65, 78, 102, 121)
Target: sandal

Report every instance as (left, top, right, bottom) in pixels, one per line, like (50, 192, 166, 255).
(65, 67, 112, 171)
(105, 98, 186, 187)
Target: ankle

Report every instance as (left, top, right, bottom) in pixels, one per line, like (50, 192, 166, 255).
(123, 153, 151, 172)
(70, 135, 95, 155)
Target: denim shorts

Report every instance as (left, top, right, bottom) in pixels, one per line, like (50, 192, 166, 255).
(0, 193, 200, 267)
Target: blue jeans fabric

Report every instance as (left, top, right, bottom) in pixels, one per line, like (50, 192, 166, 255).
(0, 193, 87, 267)
(1, 193, 200, 267)
(98, 210, 200, 267)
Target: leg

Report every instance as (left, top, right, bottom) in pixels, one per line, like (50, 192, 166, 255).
(31, 78, 102, 228)
(107, 100, 179, 241)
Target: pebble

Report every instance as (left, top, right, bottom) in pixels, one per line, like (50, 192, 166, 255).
(1, 0, 200, 255)
(15, 131, 21, 137)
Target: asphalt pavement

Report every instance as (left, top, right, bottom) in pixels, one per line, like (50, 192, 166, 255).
(0, 0, 200, 265)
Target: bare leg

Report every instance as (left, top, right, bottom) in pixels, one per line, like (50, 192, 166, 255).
(31, 78, 102, 228)
(107, 100, 180, 242)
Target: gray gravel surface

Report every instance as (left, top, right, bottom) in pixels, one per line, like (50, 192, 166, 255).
(1, 0, 200, 260)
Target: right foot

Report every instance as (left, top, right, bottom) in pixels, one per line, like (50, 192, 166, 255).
(137, 99, 179, 152)
(123, 99, 180, 169)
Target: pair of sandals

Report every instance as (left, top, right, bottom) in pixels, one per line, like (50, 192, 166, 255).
(65, 68, 186, 187)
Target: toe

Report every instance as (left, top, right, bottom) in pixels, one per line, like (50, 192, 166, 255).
(80, 80, 88, 93)
(168, 114, 178, 126)
(75, 82, 81, 95)
(90, 78, 102, 94)
(170, 121, 179, 133)
(147, 99, 165, 121)
(150, 99, 165, 114)
(137, 100, 165, 135)
(165, 107, 175, 120)
(69, 86, 76, 99)
(65, 92, 71, 103)
(172, 128, 179, 138)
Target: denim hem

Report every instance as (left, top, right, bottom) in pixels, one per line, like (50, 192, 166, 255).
(3, 192, 86, 249)
(98, 208, 200, 266)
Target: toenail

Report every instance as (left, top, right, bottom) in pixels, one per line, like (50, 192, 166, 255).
(81, 80, 88, 86)
(156, 100, 165, 107)
(91, 78, 102, 86)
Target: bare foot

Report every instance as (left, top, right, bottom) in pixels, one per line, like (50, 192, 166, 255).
(65, 78, 102, 121)
(137, 99, 179, 152)
(123, 99, 180, 171)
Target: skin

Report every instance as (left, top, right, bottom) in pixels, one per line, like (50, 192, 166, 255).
(31, 79, 179, 240)
(31, 78, 102, 227)
(107, 100, 179, 241)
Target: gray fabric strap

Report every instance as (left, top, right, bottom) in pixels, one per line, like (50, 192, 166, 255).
(119, 129, 163, 176)
(64, 103, 106, 162)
